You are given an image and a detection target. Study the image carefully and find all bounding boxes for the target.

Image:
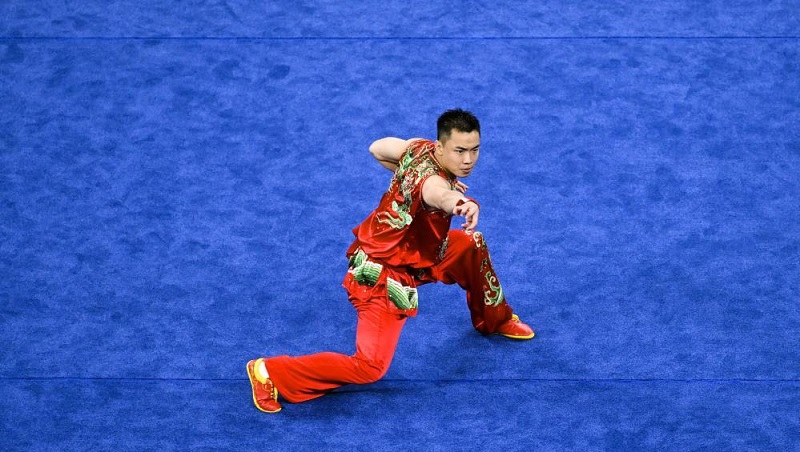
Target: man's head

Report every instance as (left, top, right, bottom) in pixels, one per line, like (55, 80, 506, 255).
(434, 109, 481, 178)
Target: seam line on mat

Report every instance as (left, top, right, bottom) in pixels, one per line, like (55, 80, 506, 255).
(1, 35, 799, 42)
(2, 377, 798, 383)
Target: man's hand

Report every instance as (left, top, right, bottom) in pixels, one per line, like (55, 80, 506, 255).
(453, 200, 479, 233)
(454, 181, 469, 193)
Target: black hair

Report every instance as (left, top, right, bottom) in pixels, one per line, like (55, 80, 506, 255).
(437, 109, 480, 142)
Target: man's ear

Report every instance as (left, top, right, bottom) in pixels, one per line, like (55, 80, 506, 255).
(434, 140, 443, 155)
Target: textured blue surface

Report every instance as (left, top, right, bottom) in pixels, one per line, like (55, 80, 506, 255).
(2, 379, 799, 451)
(1, 1, 799, 38)
(2, 1, 800, 451)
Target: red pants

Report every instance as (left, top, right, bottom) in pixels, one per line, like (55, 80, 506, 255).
(265, 230, 514, 403)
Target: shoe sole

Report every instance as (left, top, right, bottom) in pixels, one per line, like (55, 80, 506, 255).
(498, 331, 536, 340)
(246, 360, 282, 413)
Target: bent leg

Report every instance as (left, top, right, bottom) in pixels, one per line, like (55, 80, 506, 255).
(265, 279, 406, 403)
(430, 230, 513, 334)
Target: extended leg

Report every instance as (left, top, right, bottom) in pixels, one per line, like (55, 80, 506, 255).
(263, 277, 407, 403)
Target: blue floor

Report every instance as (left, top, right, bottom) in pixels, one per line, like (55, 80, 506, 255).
(2, 2, 799, 451)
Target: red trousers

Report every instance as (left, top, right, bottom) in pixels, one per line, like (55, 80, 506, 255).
(265, 230, 514, 403)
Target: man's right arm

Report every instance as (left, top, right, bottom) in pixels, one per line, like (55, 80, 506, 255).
(422, 175, 480, 232)
(369, 137, 424, 171)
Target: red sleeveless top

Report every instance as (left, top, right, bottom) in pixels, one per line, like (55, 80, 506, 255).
(347, 139, 456, 270)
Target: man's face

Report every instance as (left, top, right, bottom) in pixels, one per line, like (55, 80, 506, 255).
(434, 129, 480, 178)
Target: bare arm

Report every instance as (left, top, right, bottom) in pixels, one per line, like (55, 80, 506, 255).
(422, 175, 480, 232)
(369, 137, 425, 171)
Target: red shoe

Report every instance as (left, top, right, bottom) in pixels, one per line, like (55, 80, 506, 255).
(496, 314, 535, 340)
(246, 358, 282, 413)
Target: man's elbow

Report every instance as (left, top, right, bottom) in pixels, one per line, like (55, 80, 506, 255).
(369, 137, 403, 162)
(369, 140, 381, 158)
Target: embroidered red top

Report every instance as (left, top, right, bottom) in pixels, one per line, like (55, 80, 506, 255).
(346, 139, 456, 270)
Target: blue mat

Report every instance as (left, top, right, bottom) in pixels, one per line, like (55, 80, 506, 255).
(2, 2, 799, 450)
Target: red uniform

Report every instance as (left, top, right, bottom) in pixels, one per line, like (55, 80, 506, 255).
(265, 139, 514, 403)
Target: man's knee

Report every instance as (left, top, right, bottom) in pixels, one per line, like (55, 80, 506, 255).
(351, 356, 390, 384)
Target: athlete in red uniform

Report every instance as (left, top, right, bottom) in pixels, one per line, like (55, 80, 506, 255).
(247, 109, 535, 412)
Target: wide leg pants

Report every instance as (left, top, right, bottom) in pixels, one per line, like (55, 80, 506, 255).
(264, 230, 514, 403)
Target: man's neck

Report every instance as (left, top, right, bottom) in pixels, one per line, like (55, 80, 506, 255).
(430, 151, 455, 181)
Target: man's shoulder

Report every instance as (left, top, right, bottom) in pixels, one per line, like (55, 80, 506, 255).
(412, 153, 448, 185)
(398, 139, 433, 167)
(405, 138, 434, 155)
(394, 143, 445, 188)
(407, 137, 432, 145)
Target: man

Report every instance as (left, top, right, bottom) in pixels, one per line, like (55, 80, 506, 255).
(247, 109, 534, 413)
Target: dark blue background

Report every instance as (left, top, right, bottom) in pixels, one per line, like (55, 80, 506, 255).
(1, 2, 799, 450)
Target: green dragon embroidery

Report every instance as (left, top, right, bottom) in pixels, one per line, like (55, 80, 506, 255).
(377, 144, 440, 230)
(473, 232, 505, 306)
(483, 269, 505, 306)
